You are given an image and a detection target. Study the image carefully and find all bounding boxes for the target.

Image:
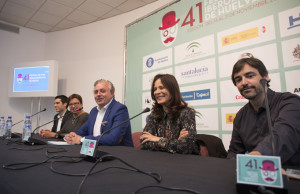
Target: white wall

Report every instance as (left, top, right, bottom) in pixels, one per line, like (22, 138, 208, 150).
(0, 0, 173, 132)
(0, 26, 47, 131)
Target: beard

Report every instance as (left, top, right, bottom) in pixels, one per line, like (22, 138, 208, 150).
(239, 84, 264, 100)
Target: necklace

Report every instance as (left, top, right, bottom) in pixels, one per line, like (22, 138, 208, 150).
(72, 116, 78, 124)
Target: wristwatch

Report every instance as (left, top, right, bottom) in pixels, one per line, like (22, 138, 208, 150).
(55, 133, 59, 139)
(158, 137, 164, 144)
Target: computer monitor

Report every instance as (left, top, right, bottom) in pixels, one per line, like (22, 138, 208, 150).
(8, 60, 58, 97)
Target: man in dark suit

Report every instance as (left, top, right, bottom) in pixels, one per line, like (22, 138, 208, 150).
(39, 95, 71, 138)
(65, 79, 133, 147)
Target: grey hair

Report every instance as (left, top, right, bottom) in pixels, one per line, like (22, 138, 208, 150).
(93, 79, 115, 94)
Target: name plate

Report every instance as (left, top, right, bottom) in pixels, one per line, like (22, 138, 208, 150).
(237, 154, 283, 188)
(80, 139, 96, 157)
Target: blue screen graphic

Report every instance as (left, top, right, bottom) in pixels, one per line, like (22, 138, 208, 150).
(13, 66, 49, 92)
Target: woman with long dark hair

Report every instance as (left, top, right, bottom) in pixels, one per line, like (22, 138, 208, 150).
(140, 74, 199, 154)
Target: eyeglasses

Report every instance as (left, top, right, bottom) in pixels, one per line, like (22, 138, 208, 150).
(69, 102, 80, 106)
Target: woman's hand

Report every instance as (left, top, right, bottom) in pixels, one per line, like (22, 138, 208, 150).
(178, 128, 188, 140)
(140, 131, 161, 144)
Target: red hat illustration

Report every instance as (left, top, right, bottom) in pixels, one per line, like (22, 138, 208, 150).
(159, 11, 180, 30)
(259, 160, 278, 171)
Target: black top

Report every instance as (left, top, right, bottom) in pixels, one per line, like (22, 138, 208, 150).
(57, 112, 89, 138)
(51, 110, 72, 133)
(227, 89, 300, 166)
(142, 107, 199, 154)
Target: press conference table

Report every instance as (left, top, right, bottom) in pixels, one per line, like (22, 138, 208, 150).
(0, 136, 299, 194)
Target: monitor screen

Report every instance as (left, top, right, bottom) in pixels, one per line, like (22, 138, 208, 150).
(8, 60, 58, 97)
(13, 66, 49, 92)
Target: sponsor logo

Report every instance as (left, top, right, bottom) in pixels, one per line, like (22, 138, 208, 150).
(17, 74, 23, 83)
(159, 11, 180, 47)
(180, 66, 208, 79)
(287, 13, 300, 30)
(196, 122, 209, 129)
(226, 113, 236, 124)
(235, 95, 245, 100)
(146, 57, 154, 68)
(222, 26, 265, 46)
(17, 74, 30, 84)
(187, 42, 201, 53)
(293, 44, 300, 61)
(183, 42, 207, 59)
(156, 56, 169, 64)
(294, 88, 300, 93)
(181, 89, 211, 101)
(145, 56, 169, 69)
(144, 96, 152, 107)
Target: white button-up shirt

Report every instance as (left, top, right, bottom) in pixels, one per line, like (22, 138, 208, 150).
(56, 110, 67, 132)
(93, 99, 112, 137)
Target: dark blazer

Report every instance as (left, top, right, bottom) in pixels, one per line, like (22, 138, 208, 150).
(76, 99, 133, 147)
(51, 110, 71, 133)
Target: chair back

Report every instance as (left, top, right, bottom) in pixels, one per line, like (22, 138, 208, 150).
(196, 134, 227, 158)
(132, 132, 143, 149)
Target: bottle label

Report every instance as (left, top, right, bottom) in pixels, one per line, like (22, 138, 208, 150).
(0, 122, 4, 137)
(1, 126, 5, 137)
(23, 124, 31, 141)
(7, 122, 12, 128)
(23, 130, 31, 141)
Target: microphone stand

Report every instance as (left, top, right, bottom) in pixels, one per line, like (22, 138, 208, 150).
(84, 108, 150, 163)
(25, 108, 84, 145)
(12, 108, 47, 127)
(25, 109, 78, 145)
(10, 108, 47, 138)
(260, 78, 289, 192)
(31, 108, 82, 134)
(260, 79, 275, 156)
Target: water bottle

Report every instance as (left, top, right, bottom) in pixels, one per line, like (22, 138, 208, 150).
(22, 116, 32, 141)
(5, 116, 12, 139)
(0, 116, 5, 137)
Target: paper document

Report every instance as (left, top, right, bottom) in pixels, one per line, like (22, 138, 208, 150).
(286, 169, 300, 180)
(47, 141, 74, 145)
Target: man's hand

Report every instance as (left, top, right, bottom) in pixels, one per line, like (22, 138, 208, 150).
(39, 129, 55, 138)
(140, 132, 160, 144)
(65, 132, 82, 144)
(248, 151, 262, 156)
(248, 150, 286, 175)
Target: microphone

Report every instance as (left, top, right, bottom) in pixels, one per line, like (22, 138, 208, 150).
(24, 108, 83, 145)
(31, 107, 82, 134)
(84, 107, 150, 163)
(12, 108, 47, 127)
(260, 78, 275, 156)
(260, 78, 268, 87)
